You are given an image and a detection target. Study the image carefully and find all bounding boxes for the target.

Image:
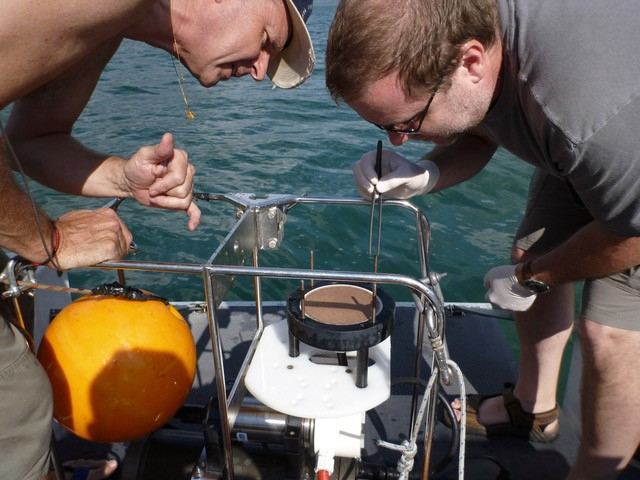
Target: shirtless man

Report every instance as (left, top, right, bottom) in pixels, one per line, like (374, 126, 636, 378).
(0, 1, 314, 478)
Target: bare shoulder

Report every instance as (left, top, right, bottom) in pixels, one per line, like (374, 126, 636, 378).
(0, 0, 157, 107)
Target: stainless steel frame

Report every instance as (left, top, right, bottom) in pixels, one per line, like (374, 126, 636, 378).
(91, 193, 452, 479)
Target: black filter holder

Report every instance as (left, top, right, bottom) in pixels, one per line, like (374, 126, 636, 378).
(286, 282, 395, 353)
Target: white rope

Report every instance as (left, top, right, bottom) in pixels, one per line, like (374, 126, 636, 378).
(447, 359, 466, 480)
(376, 439, 417, 477)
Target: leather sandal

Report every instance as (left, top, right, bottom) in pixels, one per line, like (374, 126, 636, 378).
(448, 382, 560, 443)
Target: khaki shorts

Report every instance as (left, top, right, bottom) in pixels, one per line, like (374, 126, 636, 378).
(514, 169, 640, 331)
(0, 317, 53, 479)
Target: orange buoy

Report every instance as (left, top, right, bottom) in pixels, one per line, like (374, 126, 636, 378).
(37, 292, 197, 442)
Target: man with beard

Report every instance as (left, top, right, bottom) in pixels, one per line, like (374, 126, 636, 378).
(325, 0, 640, 478)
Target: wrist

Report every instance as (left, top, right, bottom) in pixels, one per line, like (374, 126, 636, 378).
(114, 156, 133, 198)
(416, 160, 440, 193)
(515, 260, 551, 294)
(36, 220, 61, 268)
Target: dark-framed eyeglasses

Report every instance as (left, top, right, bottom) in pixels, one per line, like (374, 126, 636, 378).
(372, 77, 444, 135)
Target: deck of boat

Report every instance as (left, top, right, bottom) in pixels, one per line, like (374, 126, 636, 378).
(51, 300, 640, 479)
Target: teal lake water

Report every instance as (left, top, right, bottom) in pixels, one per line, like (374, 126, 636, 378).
(5, 5, 534, 304)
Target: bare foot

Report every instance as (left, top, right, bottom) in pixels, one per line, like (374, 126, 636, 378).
(62, 459, 118, 480)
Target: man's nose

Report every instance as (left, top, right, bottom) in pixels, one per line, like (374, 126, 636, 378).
(249, 52, 270, 81)
(388, 132, 409, 146)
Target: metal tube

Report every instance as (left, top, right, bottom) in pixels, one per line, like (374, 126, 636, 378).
(372, 255, 378, 323)
(232, 398, 307, 446)
(97, 262, 440, 303)
(368, 198, 376, 256)
(203, 272, 234, 480)
(300, 279, 306, 320)
(368, 141, 383, 256)
(376, 194, 383, 256)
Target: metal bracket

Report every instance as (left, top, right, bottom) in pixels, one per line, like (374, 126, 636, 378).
(0, 256, 37, 299)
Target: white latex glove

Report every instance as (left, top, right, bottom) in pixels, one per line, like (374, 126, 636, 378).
(483, 265, 537, 311)
(352, 149, 440, 199)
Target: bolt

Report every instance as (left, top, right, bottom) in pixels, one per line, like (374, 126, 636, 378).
(192, 464, 204, 478)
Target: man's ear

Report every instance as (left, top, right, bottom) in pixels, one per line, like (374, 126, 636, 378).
(458, 40, 488, 84)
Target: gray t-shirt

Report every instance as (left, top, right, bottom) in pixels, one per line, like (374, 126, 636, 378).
(480, 0, 640, 236)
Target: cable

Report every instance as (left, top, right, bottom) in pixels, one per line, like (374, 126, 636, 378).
(445, 304, 515, 322)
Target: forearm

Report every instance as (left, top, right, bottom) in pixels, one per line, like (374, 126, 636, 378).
(6, 123, 200, 230)
(4, 37, 127, 198)
(0, 147, 56, 263)
(424, 133, 498, 191)
(526, 221, 640, 286)
(7, 133, 129, 198)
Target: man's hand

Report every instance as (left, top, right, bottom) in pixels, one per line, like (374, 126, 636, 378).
(483, 264, 537, 311)
(352, 149, 440, 199)
(123, 133, 200, 230)
(52, 209, 133, 270)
